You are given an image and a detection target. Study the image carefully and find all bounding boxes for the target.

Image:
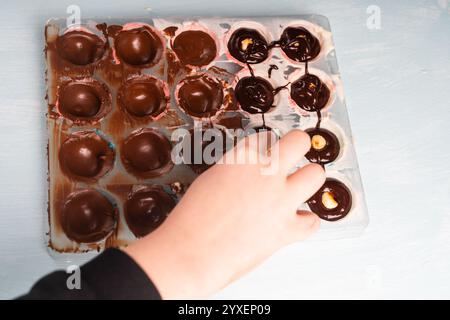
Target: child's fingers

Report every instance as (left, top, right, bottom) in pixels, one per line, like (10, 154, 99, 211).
(272, 130, 311, 174)
(288, 210, 321, 242)
(286, 163, 325, 206)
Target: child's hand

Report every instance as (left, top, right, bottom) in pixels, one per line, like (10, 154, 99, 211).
(125, 130, 325, 299)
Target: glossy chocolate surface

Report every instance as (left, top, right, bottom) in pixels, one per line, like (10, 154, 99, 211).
(235, 76, 274, 114)
(121, 129, 173, 178)
(305, 127, 340, 165)
(59, 131, 115, 181)
(115, 26, 163, 66)
(61, 189, 117, 243)
(118, 76, 167, 117)
(125, 186, 176, 238)
(279, 26, 321, 62)
(177, 75, 224, 118)
(227, 28, 269, 64)
(307, 178, 352, 221)
(290, 74, 330, 112)
(58, 80, 110, 122)
(56, 30, 105, 65)
(173, 30, 217, 66)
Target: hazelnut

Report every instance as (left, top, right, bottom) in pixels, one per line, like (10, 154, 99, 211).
(241, 38, 253, 51)
(322, 191, 338, 209)
(311, 134, 326, 150)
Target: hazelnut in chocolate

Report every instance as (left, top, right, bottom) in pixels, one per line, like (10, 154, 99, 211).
(227, 28, 269, 64)
(307, 178, 352, 221)
(305, 128, 340, 165)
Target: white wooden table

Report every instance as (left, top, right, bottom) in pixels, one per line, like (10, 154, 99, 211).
(0, 0, 449, 299)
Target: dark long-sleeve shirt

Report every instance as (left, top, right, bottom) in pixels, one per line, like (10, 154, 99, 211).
(17, 248, 161, 300)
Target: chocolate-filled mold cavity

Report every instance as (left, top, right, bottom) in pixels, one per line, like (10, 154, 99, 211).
(121, 128, 173, 178)
(57, 79, 111, 123)
(59, 131, 115, 181)
(235, 76, 275, 114)
(114, 24, 164, 67)
(227, 27, 270, 64)
(279, 26, 321, 62)
(290, 73, 330, 113)
(307, 178, 352, 221)
(56, 29, 106, 66)
(124, 186, 176, 238)
(172, 28, 218, 67)
(60, 189, 117, 243)
(305, 127, 340, 165)
(180, 128, 230, 174)
(176, 74, 224, 119)
(118, 76, 169, 118)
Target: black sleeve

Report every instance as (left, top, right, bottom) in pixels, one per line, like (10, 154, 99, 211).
(17, 248, 161, 300)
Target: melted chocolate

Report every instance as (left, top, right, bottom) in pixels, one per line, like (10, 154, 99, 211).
(279, 26, 321, 62)
(125, 186, 176, 238)
(115, 26, 163, 66)
(227, 28, 269, 64)
(121, 129, 173, 178)
(268, 64, 278, 78)
(290, 74, 330, 112)
(56, 30, 105, 65)
(163, 26, 178, 37)
(177, 75, 224, 118)
(58, 80, 110, 122)
(235, 76, 274, 114)
(305, 128, 340, 165)
(172, 30, 217, 66)
(307, 178, 352, 221)
(61, 189, 117, 243)
(118, 76, 167, 117)
(183, 128, 228, 174)
(59, 131, 115, 181)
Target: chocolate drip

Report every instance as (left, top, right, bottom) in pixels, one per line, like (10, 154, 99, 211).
(268, 64, 278, 78)
(228, 28, 269, 64)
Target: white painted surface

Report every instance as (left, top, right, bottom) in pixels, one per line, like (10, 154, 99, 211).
(0, 0, 449, 299)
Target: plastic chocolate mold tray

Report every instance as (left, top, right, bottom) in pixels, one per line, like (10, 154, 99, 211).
(44, 15, 369, 259)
